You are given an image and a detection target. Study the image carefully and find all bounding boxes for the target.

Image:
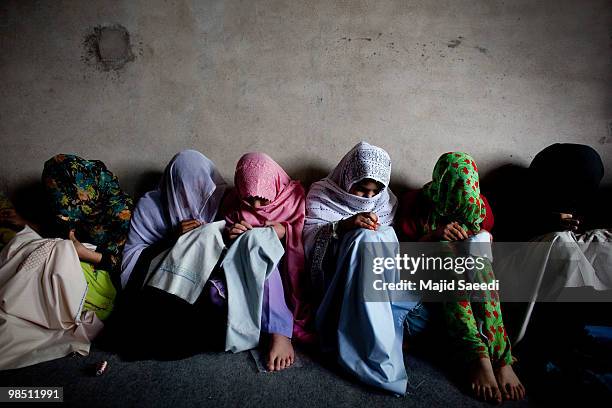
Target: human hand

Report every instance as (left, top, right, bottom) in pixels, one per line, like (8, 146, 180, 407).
(69, 229, 102, 263)
(338, 212, 379, 233)
(265, 221, 286, 240)
(432, 222, 469, 241)
(176, 219, 203, 237)
(558, 213, 579, 232)
(227, 220, 253, 240)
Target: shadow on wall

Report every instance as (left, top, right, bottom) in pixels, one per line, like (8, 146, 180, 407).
(480, 164, 531, 242)
(6, 169, 164, 232)
(389, 180, 422, 196)
(9, 181, 53, 235)
(291, 164, 329, 190)
(123, 170, 164, 201)
(5, 162, 612, 237)
(481, 164, 612, 241)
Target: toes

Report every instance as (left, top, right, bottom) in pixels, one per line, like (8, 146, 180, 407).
(516, 384, 524, 400)
(279, 359, 286, 370)
(494, 388, 502, 404)
(267, 356, 274, 372)
(269, 356, 278, 372)
(275, 357, 282, 371)
(503, 383, 511, 400)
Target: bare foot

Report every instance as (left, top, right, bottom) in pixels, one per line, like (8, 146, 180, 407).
(495, 365, 526, 401)
(267, 334, 294, 372)
(469, 358, 502, 404)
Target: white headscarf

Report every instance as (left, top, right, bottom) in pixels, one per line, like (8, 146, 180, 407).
(303, 141, 398, 257)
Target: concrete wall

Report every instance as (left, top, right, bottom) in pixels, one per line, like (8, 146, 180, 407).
(1, 0, 611, 198)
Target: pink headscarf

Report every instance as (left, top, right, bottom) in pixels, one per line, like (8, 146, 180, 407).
(223, 153, 314, 343)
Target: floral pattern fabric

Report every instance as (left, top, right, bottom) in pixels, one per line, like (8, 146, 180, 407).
(423, 152, 486, 234)
(444, 259, 513, 366)
(42, 154, 133, 274)
(424, 152, 513, 367)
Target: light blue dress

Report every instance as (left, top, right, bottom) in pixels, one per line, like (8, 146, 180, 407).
(316, 225, 423, 395)
(223, 228, 294, 352)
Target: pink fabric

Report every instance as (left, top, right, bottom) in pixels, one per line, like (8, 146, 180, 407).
(224, 153, 314, 343)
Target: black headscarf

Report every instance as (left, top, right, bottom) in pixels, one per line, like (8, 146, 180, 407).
(529, 143, 604, 215)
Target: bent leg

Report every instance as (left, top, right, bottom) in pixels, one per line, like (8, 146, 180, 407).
(223, 228, 284, 352)
(317, 226, 419, 395)
(261, 266, 293, 338)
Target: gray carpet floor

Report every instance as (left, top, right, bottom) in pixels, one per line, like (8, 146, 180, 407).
(0, 345, 534, 407)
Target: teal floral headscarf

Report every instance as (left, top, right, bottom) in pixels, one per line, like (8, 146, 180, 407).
(423, 152, 486, 233)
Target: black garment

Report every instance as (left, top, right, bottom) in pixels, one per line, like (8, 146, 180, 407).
(99, 242, 227, 359)
(527, 143, 604, 237)
(530, 143, 604, 215)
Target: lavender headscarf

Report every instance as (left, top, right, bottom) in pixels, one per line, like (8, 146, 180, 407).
(120, 150, 226, 288)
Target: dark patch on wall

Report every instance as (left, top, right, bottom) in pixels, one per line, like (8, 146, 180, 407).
(82, 24, 135, 72)
(339, 36, 373, 42)
(474, 46, 488, 55)
(599, 120, 612, 144)
(447, 38, 461, 48)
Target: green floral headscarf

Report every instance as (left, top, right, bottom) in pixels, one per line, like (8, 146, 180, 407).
(423, 152, 486, 234)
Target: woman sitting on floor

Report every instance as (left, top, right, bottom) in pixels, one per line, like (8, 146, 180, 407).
(527, 143, 607, 239)
(0, 162, 132, 369)
(222, 152, 314, 371)
(304, 141, 425, 395)
(118, 150, 228, 354)
(495, 144, 612, 349)
(397, 152, 525, 403)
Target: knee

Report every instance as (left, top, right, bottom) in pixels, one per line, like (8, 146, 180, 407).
(234, 228, 273, 250)
(197, 221, 224, 239)
(343, 225, 396, 242)
(344, 227, 377, 240)
(238, 228, 259, 241)
(541, 230, 575, 243)
(57, 239, 80, 261)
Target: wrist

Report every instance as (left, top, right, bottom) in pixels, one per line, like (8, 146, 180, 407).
(79, 247, 102, 264)
(336, 218, 348, 235)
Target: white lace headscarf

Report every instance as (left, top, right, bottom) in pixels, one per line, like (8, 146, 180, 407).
(304, 141, 398, 259)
